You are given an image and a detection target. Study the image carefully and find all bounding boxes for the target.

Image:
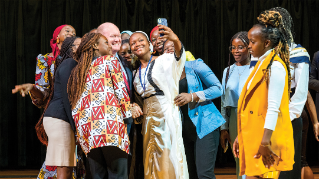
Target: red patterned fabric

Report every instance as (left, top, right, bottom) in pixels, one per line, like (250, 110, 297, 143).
(72, 55, 132, 155)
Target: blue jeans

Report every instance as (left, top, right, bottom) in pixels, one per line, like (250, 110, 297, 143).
(183, 121, 219, 179)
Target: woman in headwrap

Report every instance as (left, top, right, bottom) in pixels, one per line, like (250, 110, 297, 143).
(150, 26, 164, 55)
(129, 25, 188, 179)
(12, 25, 77, 179)
(13, 25, 76, 107)
(121, 30, 133, 41)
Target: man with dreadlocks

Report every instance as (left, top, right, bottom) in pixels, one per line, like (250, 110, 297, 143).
(267, 7, 310, 179)
(233, 10, 294, 179)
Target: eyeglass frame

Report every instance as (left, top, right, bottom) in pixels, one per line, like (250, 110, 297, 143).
(229, 45, 247, 52)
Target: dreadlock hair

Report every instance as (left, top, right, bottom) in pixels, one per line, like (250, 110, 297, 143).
(256, 10, 291, 98)
(35, 36, 79, 145)
(225, 31, 249, 86)
(269, 7, 294, 44)
(68, 32, 103, 109)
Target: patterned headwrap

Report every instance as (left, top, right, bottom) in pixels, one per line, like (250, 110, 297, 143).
(121, 30, 133, 36)
(50, 25, 67, 59)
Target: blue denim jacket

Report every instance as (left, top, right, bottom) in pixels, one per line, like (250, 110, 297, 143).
(185, 59, 225, 139)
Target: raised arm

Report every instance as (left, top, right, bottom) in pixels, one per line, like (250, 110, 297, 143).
(158, 25, 182, 58)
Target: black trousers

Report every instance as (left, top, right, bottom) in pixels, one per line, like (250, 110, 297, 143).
(279, 116, 303, 179)
(87, 146, 128, 179)
(182, 116, 220, 179)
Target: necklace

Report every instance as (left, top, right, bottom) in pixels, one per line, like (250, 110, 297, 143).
(139, 55, 153, 92)
(238, 65, 249, 77)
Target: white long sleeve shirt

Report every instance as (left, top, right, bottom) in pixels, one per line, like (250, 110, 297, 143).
(248, 49, 286, 130)
(289, 43, 309, 121)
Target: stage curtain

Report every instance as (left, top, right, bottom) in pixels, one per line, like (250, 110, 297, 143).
(1, 0, 318, 168)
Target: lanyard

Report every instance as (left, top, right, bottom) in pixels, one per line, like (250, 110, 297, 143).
(139, 55, 153, 92)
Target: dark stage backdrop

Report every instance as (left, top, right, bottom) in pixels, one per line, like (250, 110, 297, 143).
(1, 0, 319, 169)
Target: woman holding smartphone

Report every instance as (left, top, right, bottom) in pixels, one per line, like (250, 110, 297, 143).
(130, 25, 188, 179)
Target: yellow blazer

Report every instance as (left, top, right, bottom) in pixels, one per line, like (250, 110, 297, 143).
(237, 50, 294, 176)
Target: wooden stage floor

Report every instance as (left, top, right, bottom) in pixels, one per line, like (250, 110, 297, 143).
(1, 167, 319, 179)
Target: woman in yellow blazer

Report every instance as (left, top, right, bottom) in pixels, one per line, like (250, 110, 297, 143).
(233, 10, 294, 179)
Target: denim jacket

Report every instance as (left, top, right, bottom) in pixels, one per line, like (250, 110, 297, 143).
(185, 59, 225, 139)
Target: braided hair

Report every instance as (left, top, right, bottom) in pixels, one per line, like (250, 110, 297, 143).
(68, 33, 103, 109)
(225, 31, 249, 86)
(256, 10, 291, 97)
(35, 36, 79, 145)
(269, 7, 294, 44)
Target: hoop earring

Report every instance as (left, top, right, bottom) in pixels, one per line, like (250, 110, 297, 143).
(56, 37, 60, 44)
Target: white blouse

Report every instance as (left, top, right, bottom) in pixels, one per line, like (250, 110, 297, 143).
(248, 49, 286, 130)
(289, 43, 309, 121)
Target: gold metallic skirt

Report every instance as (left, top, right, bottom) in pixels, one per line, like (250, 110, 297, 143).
(142, 95, 188, 179)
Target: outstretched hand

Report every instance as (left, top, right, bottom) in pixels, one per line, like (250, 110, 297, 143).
(12, 83, 34, 97)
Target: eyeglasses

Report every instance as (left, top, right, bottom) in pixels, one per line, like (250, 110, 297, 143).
(229, 46, 247, 52)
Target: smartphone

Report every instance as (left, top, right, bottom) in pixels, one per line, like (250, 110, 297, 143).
(157, 18, 168, 37)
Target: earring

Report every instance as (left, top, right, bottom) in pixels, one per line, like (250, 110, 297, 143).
(56, 37, 60, 44)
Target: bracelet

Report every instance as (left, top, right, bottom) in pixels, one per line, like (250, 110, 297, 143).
(191, 93, 194, 102)
(260, 143, 271, 147)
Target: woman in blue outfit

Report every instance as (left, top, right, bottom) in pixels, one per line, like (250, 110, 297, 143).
(165, 41, 225, 179)
(219, 31, 250, 179)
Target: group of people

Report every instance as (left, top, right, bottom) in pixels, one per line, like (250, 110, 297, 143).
(11, 6, 319, 179)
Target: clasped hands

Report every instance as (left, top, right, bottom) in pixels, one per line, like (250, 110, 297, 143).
(131, 103, 143, 119)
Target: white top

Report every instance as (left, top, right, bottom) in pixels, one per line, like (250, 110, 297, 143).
(288, 43, 309, 121)
(248, 49, 286, 130)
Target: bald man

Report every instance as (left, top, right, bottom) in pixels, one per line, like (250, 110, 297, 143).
(97, 23, 132, 99)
